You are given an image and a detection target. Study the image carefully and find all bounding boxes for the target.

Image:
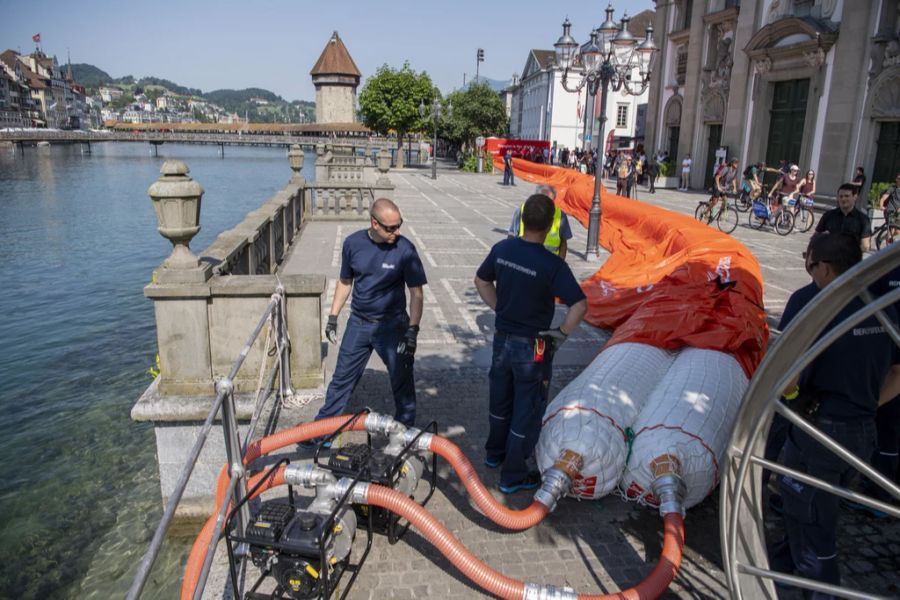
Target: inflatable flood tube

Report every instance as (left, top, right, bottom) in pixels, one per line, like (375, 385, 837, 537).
(536, 343, 675, 499)
(621, 347, 748, 509)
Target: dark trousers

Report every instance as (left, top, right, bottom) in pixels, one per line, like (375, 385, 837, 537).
(616, 178, 632, 197)
(486, 333, 553, 486)
(503, 164, 514, 185)
(769, 418, 876, 599)
(872, 397, 900, 492)
(315, 313, 416, 426)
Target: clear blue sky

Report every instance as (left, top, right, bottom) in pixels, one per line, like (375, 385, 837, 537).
(2, 0, 655, 101)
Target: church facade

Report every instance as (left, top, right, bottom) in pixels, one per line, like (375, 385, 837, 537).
(644, 0, 900, 195)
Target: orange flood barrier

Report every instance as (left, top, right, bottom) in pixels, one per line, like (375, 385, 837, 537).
(493, 156, 768, 376)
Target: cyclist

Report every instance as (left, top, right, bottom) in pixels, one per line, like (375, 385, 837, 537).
(742, 161, 763, 200)
(878, 172, 900, 224)
(710, 157, 739, 212)
(770, 163, 802, 211)
(799, 169, 816, 200)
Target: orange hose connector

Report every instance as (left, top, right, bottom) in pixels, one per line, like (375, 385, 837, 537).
(429, 435, 550, 530)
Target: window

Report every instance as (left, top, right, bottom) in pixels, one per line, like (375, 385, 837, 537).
(616, 104, 629, 128)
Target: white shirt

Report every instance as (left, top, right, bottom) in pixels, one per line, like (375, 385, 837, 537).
(682, 157, 692, 173)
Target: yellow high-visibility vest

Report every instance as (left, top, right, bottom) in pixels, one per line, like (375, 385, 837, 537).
(519, 204, 563, 254)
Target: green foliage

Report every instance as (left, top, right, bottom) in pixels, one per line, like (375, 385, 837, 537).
(869, 181, 893, 208)
(358, 62, 435, 142)
(441, 82, 507, 149)
(70, 63, 112, 87)
(658, 160, 673, 177)
(459, 151, 480, 172)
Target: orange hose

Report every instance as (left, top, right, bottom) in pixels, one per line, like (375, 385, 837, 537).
(367, 484, 686, 600)
(429, 435, 549, 529)
(182, 466, 287, 600)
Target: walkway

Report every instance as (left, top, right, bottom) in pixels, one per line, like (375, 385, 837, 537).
(201, 171, 898, 599)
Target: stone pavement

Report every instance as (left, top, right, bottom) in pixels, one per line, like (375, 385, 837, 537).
(201, 169, 898, 599)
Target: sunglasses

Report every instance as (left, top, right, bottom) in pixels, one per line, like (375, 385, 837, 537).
(373, 216, 403, 233)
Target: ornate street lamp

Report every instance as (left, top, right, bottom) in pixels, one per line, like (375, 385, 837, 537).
(419, 96, 452, 180)
(554, 5, 658, 260)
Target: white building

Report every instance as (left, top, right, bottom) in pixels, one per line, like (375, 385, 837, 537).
(99, 86, 122, 103)
(508, 10, 654, 154)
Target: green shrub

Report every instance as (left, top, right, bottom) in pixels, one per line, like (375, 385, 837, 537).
(460, 152, 480, 172)
(658, 160, 674, 177)
(869, 181, 892, 208)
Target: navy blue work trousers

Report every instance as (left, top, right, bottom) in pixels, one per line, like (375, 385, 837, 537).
(315, 313, 416, 426)
(503, 164, 514, 185)
(769, 418, 875, 599)
(486, 333, 553, 486)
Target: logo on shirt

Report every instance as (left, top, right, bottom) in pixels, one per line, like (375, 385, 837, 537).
(381, 263, 395, 270)
(853, 325, 885, 336)
(497, 257, 536, 277)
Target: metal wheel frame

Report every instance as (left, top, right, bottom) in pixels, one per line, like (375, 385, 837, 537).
(795, 206, 815, 233)
(875, 223, 899, 250)
(721, 243, 900, 600)
(695, 201, 712, 223)
(735, 191, 752, 213)
(773, 209, 794, 236)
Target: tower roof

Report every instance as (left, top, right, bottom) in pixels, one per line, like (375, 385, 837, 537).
(310, 31, 361, 78)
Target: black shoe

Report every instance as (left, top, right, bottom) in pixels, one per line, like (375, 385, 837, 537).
(842, 498, 888, 518)
(484, 456, 503, 469)
(499, 471, 541, 494)
(298, 437, 332, 450)
(768, 493, 783, 515)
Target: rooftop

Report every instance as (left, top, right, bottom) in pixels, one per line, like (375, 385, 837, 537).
(310, 31, 361, 78)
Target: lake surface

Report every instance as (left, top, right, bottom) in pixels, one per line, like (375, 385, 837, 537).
(0, 141, 314, 599)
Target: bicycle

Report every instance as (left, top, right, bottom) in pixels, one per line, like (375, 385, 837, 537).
(748, 195, 794, 235)
(784, 194, 816, 233)
(695, 190, 739, 234)
(873, 210, 899, 250)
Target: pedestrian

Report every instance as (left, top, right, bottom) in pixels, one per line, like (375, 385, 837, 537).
(768, 232, 900, 595)
(475, 194, 587, 493)
(646, 155, 659, 194)
(770, 164, 802, 207)
(560, 147, 570, 169)
(503, 149, 515, 186)
(799, 169, 816, 200)
(680, 153, 692, 191)
(815, 182, 872, 251)
(615, 153, 635, 197)
(507, 184, 574, 259)
(877, 172, 900, 220)
(550, 142, 557, 166)
(710, 157, 739, 212)
(302, 198, 427, 445)
(851, 166, 867, 211)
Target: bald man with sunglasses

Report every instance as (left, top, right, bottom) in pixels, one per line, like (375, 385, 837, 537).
(303, 198, 427, 443)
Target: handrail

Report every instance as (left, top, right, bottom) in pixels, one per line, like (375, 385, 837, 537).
(127, 290, 287, 599)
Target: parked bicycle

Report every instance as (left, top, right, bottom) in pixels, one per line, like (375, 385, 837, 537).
(695, 191, 739, 234)
(873, 210, 899, 250)
(748, 195, 794, 235)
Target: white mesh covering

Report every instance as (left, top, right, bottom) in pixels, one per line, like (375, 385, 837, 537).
(620, 348, 748, 508)
(536, 343, 675, 499)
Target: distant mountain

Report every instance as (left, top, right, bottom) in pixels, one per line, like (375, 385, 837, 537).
(134, 76, 201, 97)
(205, 88, 284, 106)
(70, 63, 112, 87)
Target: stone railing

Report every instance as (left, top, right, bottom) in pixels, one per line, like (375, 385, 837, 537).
(132, 144, 395, 516)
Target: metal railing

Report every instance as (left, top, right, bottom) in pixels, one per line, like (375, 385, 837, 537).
(721, 242, 900, 599)
(127, 287, 292, 600)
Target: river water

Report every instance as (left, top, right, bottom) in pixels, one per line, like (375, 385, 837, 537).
(0, 141, 315, 599)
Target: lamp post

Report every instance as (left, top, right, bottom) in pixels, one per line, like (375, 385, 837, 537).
(554, 5, 658, 260)
(419, 97, 451, 180)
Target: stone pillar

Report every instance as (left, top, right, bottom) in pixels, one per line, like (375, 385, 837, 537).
(287, 143, 305, 184)
(374, 152, 395, 201)
(679, 0, 707, 189)
(721, 4, 761, 161)
(145, 160, 214, 395)
(644, 4, 671, 155)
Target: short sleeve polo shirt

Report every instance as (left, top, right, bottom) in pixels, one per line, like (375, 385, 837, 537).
(340, 230, 427, 321)
(476, 238, 586, 337)
(815, 208, 872, 241)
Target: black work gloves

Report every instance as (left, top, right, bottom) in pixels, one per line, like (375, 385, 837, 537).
(325, 315, 338, 344)
(397, 325, 419, 357)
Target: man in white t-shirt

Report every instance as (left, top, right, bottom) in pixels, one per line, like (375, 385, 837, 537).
(680, 154, 692, 191)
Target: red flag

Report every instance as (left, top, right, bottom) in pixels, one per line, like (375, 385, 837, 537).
(32, 33, 41, 43)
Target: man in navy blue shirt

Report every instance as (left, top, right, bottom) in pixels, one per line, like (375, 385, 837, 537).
(305, 198, 427, 439)
(475, 194, 587, 493)
(768, 233, 900, 595)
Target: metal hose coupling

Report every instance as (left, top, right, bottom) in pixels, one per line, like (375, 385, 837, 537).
(332, 477, 370, 505)
(651, 473, 686, 517)
(364, 412, 406, 436)
(522, 583, 577, 600)
(384, 427, 434, 456)
(534, 449, 584, 511)
(283, 463, 336, 488)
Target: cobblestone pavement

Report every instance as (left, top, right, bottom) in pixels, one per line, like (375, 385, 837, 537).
(205, 168, 899, 599)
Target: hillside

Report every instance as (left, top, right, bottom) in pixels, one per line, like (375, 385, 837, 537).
(70, 63, 112, 87)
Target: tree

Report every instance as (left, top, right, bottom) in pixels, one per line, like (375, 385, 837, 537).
(441, 82, 508, 151)
(358, 62, 435, 166)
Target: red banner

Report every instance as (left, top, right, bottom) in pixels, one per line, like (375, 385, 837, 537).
(484, 137, 550, 159)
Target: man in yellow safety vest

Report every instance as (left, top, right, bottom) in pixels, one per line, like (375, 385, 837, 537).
(507, 184, 573, 259)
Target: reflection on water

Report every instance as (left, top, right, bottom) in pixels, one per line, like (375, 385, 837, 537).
(0, 141, 313, 599)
